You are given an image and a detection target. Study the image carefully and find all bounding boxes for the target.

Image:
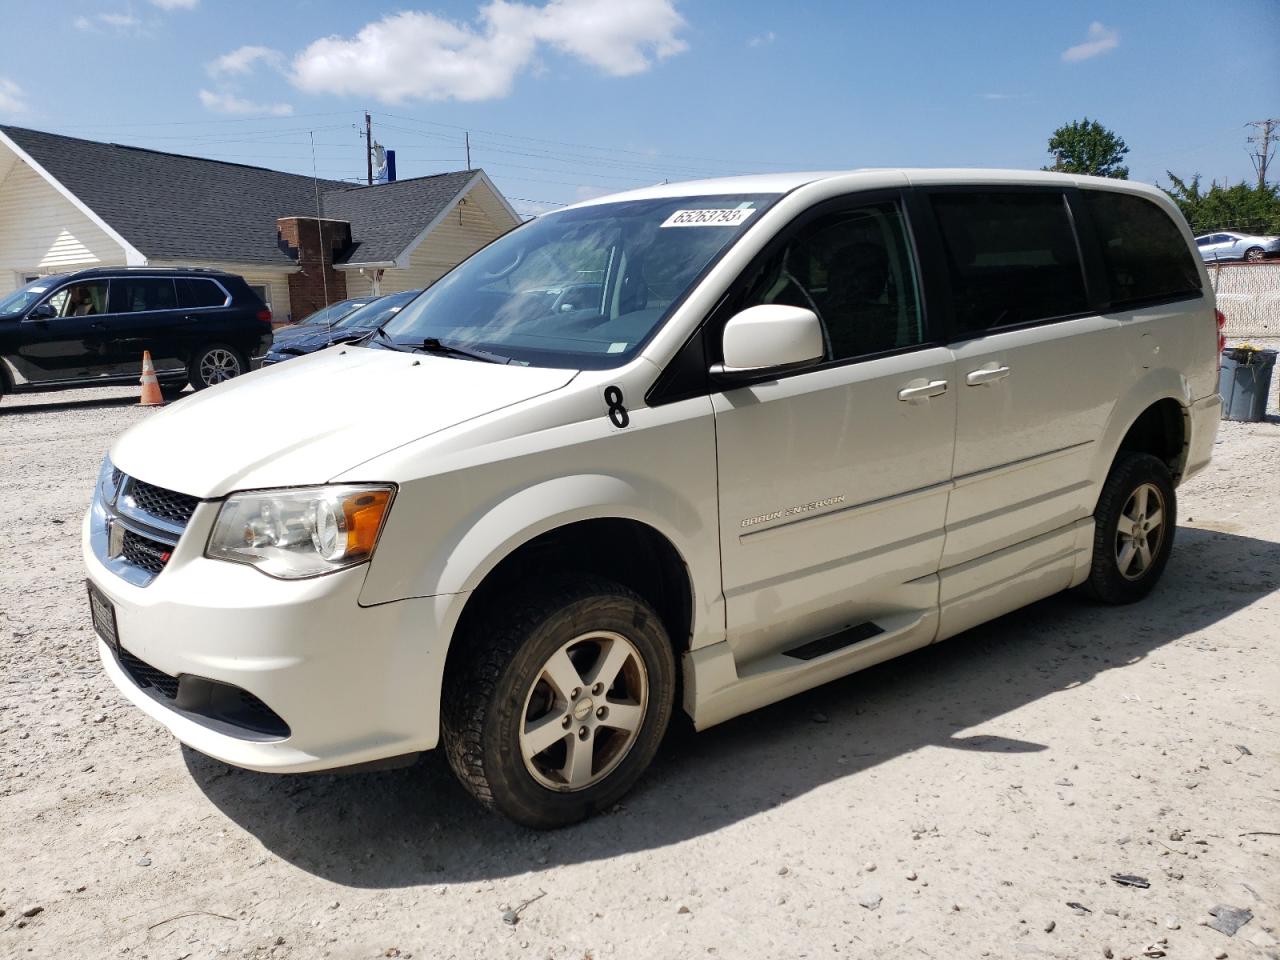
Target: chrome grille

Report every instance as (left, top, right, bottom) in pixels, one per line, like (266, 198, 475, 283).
(94, 471, 202, 587)
(121, 529, 170, 576)
(128, 479, 199, 527)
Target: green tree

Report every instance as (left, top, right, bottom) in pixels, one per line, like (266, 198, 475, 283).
(1162, 171, 1280, 235)
(1044, 118, 1130, 179)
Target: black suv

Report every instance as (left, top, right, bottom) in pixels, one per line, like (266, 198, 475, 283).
(0, 267, 273, 401)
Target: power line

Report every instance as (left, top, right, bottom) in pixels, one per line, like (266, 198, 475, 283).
(375, 111, 791, 169)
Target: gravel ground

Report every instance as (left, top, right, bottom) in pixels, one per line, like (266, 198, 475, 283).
(1, 382, 1278, 960)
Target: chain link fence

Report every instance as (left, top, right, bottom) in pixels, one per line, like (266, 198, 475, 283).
(1206, 262, 1280, 338)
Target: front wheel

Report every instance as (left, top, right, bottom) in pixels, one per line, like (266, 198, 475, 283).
(1081, 452, 1176, 604)
(188, 344, 246, 390)
(1244, 246, 1265, 263)
(441, 577, 676, 829)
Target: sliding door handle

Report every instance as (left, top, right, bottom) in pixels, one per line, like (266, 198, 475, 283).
(965, 365, 1011, 386)
(897, 379, 949, 402)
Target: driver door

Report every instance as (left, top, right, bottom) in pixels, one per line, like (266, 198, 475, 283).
(711, 192, 955, 667)
(8, 280, 111, 383)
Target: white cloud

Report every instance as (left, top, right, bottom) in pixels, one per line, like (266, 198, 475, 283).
(980, 92, 1027, 101)
(149, 0, 198, 8)
(73, 11, 144, 33)
(198, 89, 293, 116)
(748, 31, 776, 48)
(290, 0, 687, 104)
(0, 77, 28, 115)
(207, 45, 285, 77)
(1061, 22, 1119, 62)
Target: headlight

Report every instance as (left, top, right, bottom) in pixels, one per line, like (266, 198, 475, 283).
(97, 454, 120, 506)
(206, 485, 394, 579)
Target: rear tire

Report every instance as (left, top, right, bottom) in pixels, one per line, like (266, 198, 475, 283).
(441, 576, 676, 829)
(188, 344, 246, 390)
(1081, 452, 1176, 604)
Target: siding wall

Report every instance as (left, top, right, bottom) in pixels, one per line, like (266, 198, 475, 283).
(341, 179, 518, 299)
(0, 157, 127, 283)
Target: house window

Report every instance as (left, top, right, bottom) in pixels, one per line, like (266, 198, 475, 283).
(250, 283, 271, 311)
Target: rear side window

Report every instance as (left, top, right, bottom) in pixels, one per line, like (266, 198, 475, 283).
(930, 191, 1088, 335)
(110, 278, 177, 313)
(176, 278, 228, 308)
(1083, 191, 1201, 307)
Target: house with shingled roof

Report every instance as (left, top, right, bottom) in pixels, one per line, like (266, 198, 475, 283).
(0, 125, 521, 323)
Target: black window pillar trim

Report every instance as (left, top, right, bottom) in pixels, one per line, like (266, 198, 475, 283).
(901, 186, 955, 345)
(1064, 187, 1113, 313)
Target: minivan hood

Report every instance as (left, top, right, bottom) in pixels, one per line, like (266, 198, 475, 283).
(110, 346, 577, 498)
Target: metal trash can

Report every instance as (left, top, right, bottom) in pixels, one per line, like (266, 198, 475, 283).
(1218, 347, 1277, 422)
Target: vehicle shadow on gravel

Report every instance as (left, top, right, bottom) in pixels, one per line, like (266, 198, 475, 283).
(0, 394, 140, 415)
(186, 525, 1280, 887)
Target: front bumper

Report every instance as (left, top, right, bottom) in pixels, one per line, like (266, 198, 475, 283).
(83, 490, 454, 773)
(1182, 393, 1221, 483)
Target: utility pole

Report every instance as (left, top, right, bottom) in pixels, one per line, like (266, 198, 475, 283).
(465, 131, 471, 170)
(365, 111, 373, 186)
(1245, 118, 1279, 189)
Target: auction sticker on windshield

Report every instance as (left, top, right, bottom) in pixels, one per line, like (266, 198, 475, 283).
(660, 208, 756, 228)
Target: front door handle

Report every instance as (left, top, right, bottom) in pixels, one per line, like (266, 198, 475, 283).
(965, 365, 1011, 386)
(897, 379, 949, 402)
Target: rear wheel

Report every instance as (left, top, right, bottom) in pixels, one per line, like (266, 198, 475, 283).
(441, 576, 675, 829)
(1082, 452, 1176, 604)
(1244, 246, 1265, 263)
(188, 344, 245, 390)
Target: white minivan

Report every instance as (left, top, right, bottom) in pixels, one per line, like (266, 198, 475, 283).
(85, 169, 1222, 827)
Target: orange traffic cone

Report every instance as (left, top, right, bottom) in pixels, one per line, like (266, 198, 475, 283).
(138, 350, 165, 407)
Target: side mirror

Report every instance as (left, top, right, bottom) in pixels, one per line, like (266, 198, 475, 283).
(25, 303, 56, 322)
(710, 304, 824, 383)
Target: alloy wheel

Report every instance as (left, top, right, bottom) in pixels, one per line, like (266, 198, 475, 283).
(518, 630, 648, 792)
(199, 348, 241, 386)
(1114, 482, 1166, 581)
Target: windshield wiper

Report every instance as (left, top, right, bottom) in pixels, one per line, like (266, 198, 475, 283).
(368, 326, 412, 352)
(416, 337, 510, 364)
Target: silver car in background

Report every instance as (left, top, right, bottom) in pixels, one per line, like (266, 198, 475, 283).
(1195, 231, 1280, 262)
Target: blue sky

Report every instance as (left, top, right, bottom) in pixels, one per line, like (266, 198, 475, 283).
(1, 0, 1276, 216)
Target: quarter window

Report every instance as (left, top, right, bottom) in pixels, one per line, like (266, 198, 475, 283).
(930, 191, 1088, 335)
(111, 278, 178, 313)
(1083, 191, 1201, 307)
(176, 278, 228, 308)
(743, 199, 924, 361)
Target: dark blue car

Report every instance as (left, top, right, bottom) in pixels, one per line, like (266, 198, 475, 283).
(260, 289, 422, 365)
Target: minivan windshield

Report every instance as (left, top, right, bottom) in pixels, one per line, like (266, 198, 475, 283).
(0, 275, 67, 316)
(376, 194, 776, 368)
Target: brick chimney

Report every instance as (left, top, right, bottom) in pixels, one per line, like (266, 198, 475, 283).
(277, 216, 352, 321)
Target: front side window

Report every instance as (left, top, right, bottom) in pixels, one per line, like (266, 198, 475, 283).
(379, 194, 776, 369)
(740, 199, 924, 361)
(48, 281, 109, 317)
(110, 277, 177, 313)
(931, 191, 1088, 335)
(1083, 190, 1201, 307)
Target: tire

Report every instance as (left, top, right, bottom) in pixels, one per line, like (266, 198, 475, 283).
(1081, 452, 1176, 604)
(441, 576, 676, 829)
(188, 344, 246, 391)
(1244, 246, 1265, 263)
